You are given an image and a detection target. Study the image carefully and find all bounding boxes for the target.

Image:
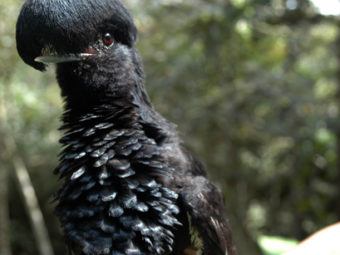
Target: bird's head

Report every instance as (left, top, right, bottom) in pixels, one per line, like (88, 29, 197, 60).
(16, 0, 137, 71)
(16, 0, 147, 108)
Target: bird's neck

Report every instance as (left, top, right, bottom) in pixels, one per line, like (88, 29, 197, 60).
(58, 80, 175, 148)
(56, 47, 152, 112)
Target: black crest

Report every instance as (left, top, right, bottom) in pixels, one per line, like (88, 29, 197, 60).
(16, 0, 137, 70)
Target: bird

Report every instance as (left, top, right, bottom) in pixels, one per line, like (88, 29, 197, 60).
(16, 0, 236, 254)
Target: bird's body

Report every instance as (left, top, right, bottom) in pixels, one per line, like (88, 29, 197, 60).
(16, 1, 235, 254)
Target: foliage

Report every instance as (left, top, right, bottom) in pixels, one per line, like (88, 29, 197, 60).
(0, 0, 339, 254)
(259, 236, 298, 255)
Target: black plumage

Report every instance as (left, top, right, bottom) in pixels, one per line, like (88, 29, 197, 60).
(16, 1, 236, 254)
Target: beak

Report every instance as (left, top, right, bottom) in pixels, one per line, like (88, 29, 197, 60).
(35, 53, 95, 64)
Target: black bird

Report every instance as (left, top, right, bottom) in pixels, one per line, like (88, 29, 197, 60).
(16, 1, 236, 254)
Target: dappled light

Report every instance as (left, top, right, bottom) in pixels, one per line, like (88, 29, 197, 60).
(1, 0, 340, 255)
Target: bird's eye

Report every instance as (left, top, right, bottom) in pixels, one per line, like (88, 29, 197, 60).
(103, 33, 114, 47)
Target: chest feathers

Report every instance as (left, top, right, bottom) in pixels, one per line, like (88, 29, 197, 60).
(54, 104, 181, 255)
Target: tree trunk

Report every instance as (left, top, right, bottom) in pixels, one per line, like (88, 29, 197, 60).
(335, 23, 340, 217)
(0, 85, 55, 255)
(0, 166, 12, 255)
(0, 83, 12, 255)
(225, 140, 263, 255)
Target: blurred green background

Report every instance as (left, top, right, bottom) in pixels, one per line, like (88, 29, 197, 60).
(1, 0, 340, 254)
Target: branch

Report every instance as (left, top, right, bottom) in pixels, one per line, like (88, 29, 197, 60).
(266, 10, 340, 26)
(12, 153, 55, 255)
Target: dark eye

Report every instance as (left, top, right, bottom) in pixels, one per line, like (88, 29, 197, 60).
(103, 33, 114, 47)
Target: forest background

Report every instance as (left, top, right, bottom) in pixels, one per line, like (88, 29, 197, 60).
(0, 0, 340, 254)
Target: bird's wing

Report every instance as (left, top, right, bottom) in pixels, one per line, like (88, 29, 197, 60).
(176, 175, 236, 255)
